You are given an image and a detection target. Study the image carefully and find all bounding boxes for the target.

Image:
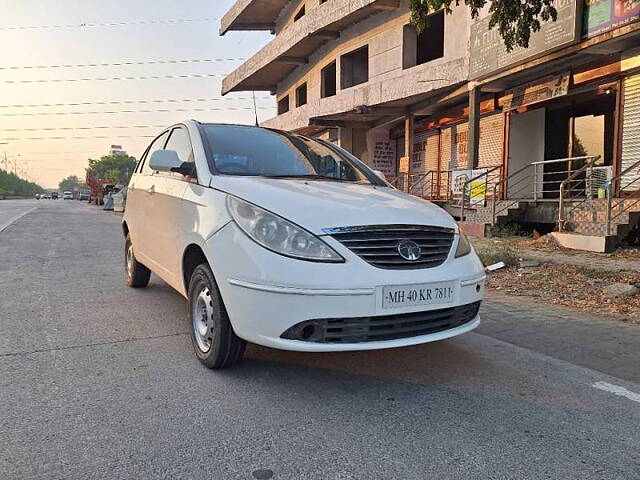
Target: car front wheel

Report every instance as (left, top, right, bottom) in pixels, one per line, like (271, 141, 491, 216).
(125, 234, 150, 288)
(188, 263, 245, 369)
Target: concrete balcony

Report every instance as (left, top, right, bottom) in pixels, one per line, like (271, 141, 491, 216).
(221, 0, 400, 95)
(262, 56, 468, 131)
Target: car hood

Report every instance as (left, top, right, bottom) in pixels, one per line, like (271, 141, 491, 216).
(211, 176, 456, 234)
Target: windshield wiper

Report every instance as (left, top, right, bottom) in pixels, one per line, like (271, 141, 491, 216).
(262, 174, 356, 182)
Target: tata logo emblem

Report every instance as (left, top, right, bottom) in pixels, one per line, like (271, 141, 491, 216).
(397, 240, 422, 261)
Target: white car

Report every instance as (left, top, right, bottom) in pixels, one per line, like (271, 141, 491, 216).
(63, 191, 73, 200)
(123, 121, 485, 368)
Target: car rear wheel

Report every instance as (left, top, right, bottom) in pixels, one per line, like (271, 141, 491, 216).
(125, 235, 150, 288)
(188, 263, 245, 369)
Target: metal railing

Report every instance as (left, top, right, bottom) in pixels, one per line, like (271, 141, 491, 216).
(557, 156, 602, 231)
(490, 156, 600, 226)
(605, 159, 640, 235)
(459, 165, 503, 221)
(408, 170, 452, 201)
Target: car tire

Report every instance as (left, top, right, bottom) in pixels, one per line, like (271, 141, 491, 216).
(125, 234, 150, 288)
(188, 263, 246, 369)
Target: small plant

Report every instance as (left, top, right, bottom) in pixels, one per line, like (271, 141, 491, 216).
(476, 245, 519, 268)
(488, 223, 524, 238)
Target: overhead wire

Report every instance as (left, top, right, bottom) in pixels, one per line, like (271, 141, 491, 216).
(0, 58, 246, 70)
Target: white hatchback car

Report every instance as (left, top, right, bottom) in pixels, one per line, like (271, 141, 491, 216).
(123, 121, 485, 368)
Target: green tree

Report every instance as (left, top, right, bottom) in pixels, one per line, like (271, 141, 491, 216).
(0, 169, 44, 196)
(410, 0, 557, 51)
(86, 154, 137, 184)
(58, 175, 82, 192)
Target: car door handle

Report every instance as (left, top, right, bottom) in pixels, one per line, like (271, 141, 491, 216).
(147, 185, 155, 194)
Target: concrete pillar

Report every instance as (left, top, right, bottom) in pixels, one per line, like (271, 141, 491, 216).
(338, 126, 353, 153)
(467, 83, 481, 170)
(404, 113, 414, 192)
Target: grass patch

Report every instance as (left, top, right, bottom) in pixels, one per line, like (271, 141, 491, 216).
(576, 267, 631, 281)
(476, 245, 519, 268)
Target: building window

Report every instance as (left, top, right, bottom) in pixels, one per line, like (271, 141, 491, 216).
(340, 46, 369, 89)
(403, 10, 444, 69)
(278, 95, 290, 115)
(295, 83, 307, 107)
(294, 5, 305, 21)
(321, 61, 337, 98)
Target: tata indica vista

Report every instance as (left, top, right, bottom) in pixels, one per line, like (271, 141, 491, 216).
(123, 121, 485, 368)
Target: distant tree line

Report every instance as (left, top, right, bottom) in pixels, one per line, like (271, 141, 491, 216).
(58, 175, 86, 193)
(0, 169, 44, 196)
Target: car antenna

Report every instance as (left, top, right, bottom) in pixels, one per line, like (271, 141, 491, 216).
(252, 91, 259, 127)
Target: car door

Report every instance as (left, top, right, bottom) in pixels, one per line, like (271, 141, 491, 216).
(143, 126, 194, 288)
(127, 130, 170, 269)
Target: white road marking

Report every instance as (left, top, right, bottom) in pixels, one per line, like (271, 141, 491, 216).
(593, 381, 640, 404)
(0, 206, 38, 234)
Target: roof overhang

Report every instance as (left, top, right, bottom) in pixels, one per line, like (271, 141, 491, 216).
(220, 0, 289, 35)
(222, 0, 401, 94)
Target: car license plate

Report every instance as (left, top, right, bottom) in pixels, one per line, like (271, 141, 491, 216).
(382, 282, 455, 309)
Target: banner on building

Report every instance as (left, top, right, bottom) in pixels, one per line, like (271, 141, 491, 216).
(469, 0, 580, 79)
(502, 73, 570, 110)
(369, 131, 397, 178)
(583, 0, 640, 38)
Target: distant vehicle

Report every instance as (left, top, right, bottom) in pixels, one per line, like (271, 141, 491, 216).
(78, 189, 90, 201)
(123, 121, 485, 369)
(63, 191, 73, 200)
(40, 193, 48, 199)
(51, 192, 59, 200)
(35, 194, 40, 200)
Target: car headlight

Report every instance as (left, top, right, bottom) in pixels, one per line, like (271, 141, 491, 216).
(226, 196, 344, 263)
(455, 231, 472, 258)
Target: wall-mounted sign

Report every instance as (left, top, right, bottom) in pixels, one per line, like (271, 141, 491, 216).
(398, 156, 410, 174)
(469, 0, 580, 79)
(583, 0, 640, 38)
(501, 73, 571, 110)
(370, 131, 397, 177)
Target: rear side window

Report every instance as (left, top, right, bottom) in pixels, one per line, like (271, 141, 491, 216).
(140, 130, 170, 175)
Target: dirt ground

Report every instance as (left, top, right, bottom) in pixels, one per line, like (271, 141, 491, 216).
(470, 235, 640, 322)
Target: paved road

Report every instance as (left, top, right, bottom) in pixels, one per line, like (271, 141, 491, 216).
(1, 200, 640, 479)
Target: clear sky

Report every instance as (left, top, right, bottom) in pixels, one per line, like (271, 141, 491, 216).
(0, 0, 275, 188)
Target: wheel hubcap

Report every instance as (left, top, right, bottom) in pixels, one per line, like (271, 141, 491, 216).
(126, 245, 134, 276)
(192, 283, 214, 353)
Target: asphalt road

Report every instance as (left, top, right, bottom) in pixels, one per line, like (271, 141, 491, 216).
(1, 199, 639, 479)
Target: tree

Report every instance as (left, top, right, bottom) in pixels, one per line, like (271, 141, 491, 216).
(0, 169, 43, 196)
(58, 175, 82, 192)
(86, 154, 137, 184)
(410, 0, 557, 51)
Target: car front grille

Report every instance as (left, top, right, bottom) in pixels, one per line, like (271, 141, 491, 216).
(281, 301, 481, 344)
(324, 225, 455, 269)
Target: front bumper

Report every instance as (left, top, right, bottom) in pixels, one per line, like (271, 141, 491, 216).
(207, 222, 485, 352)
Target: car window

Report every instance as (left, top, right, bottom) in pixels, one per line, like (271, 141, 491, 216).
(140, 130, 170, 175)
(165, 126, 194, 164)
(201, 124, 382, 185)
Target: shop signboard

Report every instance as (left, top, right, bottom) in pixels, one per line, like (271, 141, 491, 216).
(451, 169, 488, 205)
(469, 0, 580, 79)
(583, 0, 640, 38)
(502, 73, 571, 110)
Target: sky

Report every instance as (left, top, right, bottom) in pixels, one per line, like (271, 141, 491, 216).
(0, 0, 275, 188)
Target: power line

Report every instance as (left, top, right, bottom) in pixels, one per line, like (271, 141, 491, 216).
(0, 58, 247, 70)
(0, 97, 272, 108)
(1, 135, 156, 141)
(0, 106, 274, 117)
(4, 73, 225, 84)
(0, 18, 217, 31)
(0, 125, 167, 132)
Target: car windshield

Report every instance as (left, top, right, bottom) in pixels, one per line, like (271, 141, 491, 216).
(201, 124, 382, 185)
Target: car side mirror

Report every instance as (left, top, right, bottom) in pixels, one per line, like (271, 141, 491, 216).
(373, 169, 386, 181)
(149, 149, 195, 176)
